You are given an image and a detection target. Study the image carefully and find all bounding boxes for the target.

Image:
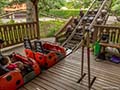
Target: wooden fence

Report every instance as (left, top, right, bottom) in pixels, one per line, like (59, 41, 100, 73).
(93, 25, 120, 43)
(0, 22, 38, 47)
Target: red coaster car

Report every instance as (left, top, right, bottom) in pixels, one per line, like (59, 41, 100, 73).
(24, 38, 65, 69)
(0, 68, 23, 90)
(24, 38, 35, 59)
(34, 40, 58, 68)
(0, 53, 40, 90)
(13, 53, 40, 76)
(43, 42, 66, 56)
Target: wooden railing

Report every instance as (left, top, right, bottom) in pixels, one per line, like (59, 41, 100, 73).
(0, 22, 38, 47)
(93, 25, 120, 43)
(55, 16, 74, 43)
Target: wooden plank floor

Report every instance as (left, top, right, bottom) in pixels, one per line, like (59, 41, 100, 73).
(17, 48, 120, 90)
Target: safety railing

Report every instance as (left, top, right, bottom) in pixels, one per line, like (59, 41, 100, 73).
(93, 25, 120, 43)
(0, 22, 38, 47)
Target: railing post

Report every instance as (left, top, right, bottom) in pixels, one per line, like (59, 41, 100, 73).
(93, 25, 98, 43)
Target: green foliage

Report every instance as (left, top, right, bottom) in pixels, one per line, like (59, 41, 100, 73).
(0, 19, 3, 25)
(0, 19, 16, 25)
(111, 0, 120, 15)
(65, 0, 81, 9)
(65, 0, 92, 9)
(38, 0, 66, 13)
(40, 20, 65, 38)
(0, 0, 9, 6)
(7, 19, 16, 24)
(82, 0, 92, 8)
(0, 0, 66, 14)
(48, 9, 82, 18)
(112, 22, 120, 26)
(0, 0, 10, 13)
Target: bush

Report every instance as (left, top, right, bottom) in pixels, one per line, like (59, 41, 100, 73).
(112, 22, 120, 26)
(0, 19, 16, 25)
(48, 9, 86, 18)
(7, 19, 15, 24)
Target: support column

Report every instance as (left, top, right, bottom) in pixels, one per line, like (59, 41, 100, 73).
(77, 23, 96, 90)
(33, 0, 40, 39)
(27, 0, 40, 39)
(26, 1, 34, 22)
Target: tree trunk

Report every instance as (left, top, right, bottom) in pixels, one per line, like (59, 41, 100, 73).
(26, 0, 40, 39)
(26, 1, 35, 22)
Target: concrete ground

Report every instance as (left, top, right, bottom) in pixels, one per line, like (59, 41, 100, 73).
(106, 16, 118, 24)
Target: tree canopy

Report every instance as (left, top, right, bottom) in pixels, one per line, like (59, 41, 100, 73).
(0, 0, 65, 13)
(0, 0, 9, 9)
(0, 0, 120, 15)
(38, 0, 65, 12)
(111, 0, 120, 15)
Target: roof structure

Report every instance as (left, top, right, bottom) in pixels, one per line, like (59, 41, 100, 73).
(4, 3, 26, 12)
(3, 0, 38, 12)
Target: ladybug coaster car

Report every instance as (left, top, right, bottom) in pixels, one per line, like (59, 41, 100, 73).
(0, 52, 40, 90)
(24, 38, 66, 69)
(43, 42, 66, 56)
(34, 40, 58, 68)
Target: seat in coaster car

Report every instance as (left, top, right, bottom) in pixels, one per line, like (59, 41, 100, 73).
(34, 40, 45, 53)
(21, 64, 33, 76)
(0, 65, 9, 76)
(13, 53, 34, 75)
(24, 38, 32, 49)
(0, 53, 9, 76)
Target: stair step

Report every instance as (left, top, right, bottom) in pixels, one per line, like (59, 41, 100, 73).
(75, 33, 83, 36)
(68, 40, 79, 44)
(64, 44, 76, 50)
(64, 43, 76, 49)
(72, 35, 82, 41)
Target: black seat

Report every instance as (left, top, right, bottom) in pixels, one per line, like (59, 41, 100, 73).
(0, 53, 9, 76)
(0, 65, 9, 76)
(21, 64, 33, 76)
(34, 40, 50, 54)
(101, 34, 109, 43)
(24, 38, 32, 49)
(34, 40, 44, 53)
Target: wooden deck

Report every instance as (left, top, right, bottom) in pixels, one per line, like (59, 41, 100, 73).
(2, 41, 120, 90)
(17, 49, 120, 90)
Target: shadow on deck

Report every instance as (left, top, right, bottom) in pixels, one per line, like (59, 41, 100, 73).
(2, 38, 120, 90)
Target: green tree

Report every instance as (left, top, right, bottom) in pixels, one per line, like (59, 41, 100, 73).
(65, 0, 92, 9)
(111, 0, 120, 15)
(66, 0, 81, 9)
(81, 0, 92, 8)
(2, 0, 65, 15)
(0, 0, 9, 13)
(111, 0, 120, 21)
(38, 0, 65, 12)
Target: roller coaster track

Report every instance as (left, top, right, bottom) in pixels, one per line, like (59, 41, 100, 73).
(61, 0, 112, 53)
